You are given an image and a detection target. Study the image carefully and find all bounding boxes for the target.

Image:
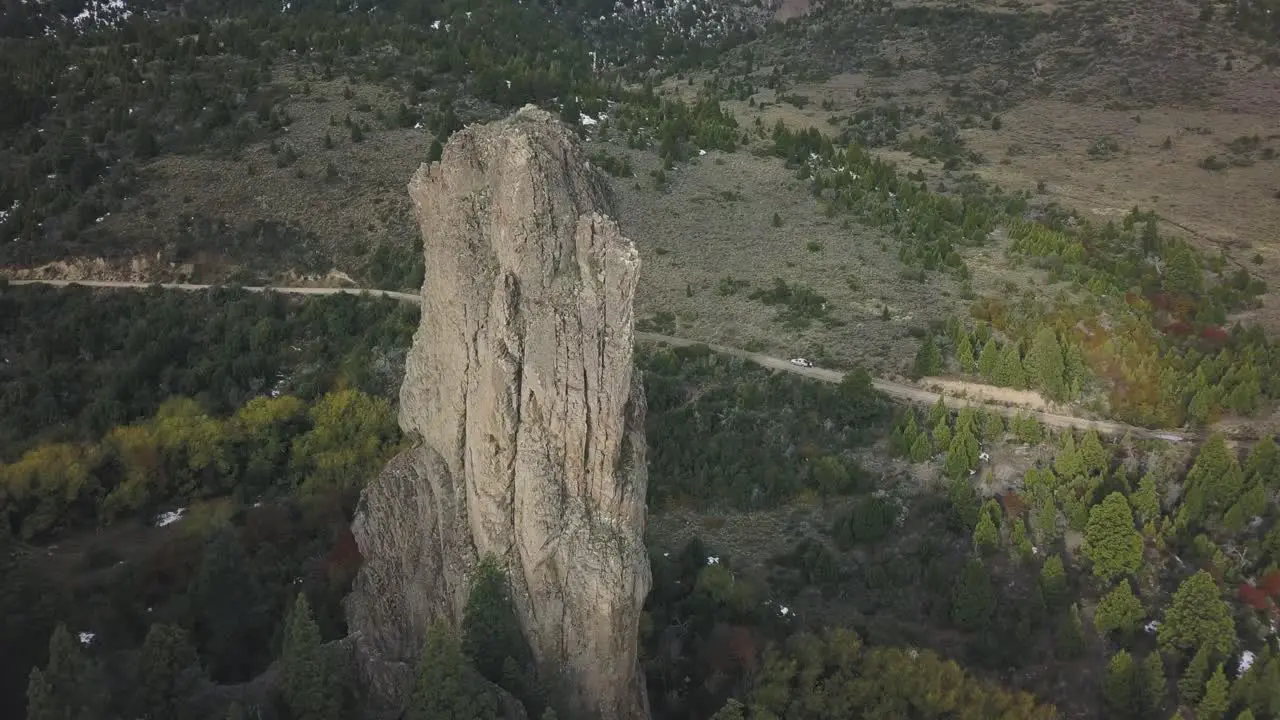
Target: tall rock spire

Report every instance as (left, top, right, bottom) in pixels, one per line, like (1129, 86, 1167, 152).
(345, 106, 650, 720)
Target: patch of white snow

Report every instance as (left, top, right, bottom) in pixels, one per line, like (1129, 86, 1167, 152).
(155, 507, 186, 527)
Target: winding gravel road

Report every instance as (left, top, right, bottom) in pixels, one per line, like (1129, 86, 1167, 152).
(7, 278, 1198, 443)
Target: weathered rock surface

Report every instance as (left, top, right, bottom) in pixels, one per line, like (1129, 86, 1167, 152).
(345, 106, 650, 720)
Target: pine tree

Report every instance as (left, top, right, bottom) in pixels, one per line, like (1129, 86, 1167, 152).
(1244, 435, 1280, 488)
(913, 336, 942, 378)
(1083, 492, 1143, 581)
(1196, 664, 1229, 720)
(929, 397, 949, 428)
(1225, 483, 1267, 531)
(1026, 326, 1068, 400)
(977, 337, 1000, 378)
(1138, 651, 1166, 716)
(1053, 432, 1084, 480)
(191, 526, 268, 682)
(462, 557, 530, 683)
(948, 476, 981, 532)
(973, 511, 999, 555)
(1132, 473, 1161, 525)
(1094, 581, 1145, 638)
(407, 624, 498, 720)
(957, 333, 976, 373)
(946, 424, 980, 478)
(1039, 554, 1068, 611)
(1009, 517, 1033, 560)
(281, 594, 340, 720)
(980, 410, 1005, 442)
(1014, 414, 1044, 444)
(909, 433, 932, 463)
(1032, 493, 1060, 544)
(1102, 650, 1136, 718)
(1159, 571, 1235, 656)
(951, 558, 996, 631)
(26, 625, 108, 720)
(1184, 433, 1243, 523)
(1178, 646, 1211, 704)
(428, 138, 444, 162)
(1163, 241, 1203, 295)
(994, 343, 1028, 388)
(1055, 603, 1086, 659)
(933, 418, 952, 455)
(1080, 430, 1108, 475)
(135, 623, 203, 720)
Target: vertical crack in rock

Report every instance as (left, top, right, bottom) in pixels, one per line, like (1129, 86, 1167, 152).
(344, 106, 650, 720)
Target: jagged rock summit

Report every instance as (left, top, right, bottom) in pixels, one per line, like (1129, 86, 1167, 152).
(345, 106, 651, 720)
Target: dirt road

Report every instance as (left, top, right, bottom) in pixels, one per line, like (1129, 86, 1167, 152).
(7, 278, 1198, 442)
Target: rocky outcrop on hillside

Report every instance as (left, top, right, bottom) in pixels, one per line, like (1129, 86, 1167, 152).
(345, 106, 651, 720)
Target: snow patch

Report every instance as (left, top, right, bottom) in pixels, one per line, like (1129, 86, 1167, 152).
(78, 631, 95, 646)
(1238, 650, 1256, 676)
(579, 113, 598, 126)
(155, 507, 186, 527)
(706, 555, 719, 565)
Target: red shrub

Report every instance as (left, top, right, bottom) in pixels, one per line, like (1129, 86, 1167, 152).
(1199, 325, 1229, 343)
(1239, 582, 1273, 611)
(1259, 570, 1280, 598)
(1000, 491, 1027, 519)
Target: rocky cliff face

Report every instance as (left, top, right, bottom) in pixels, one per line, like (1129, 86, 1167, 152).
(345, 106, 651, 720)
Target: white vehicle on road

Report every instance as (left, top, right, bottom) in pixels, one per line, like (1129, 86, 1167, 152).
(789, 357, 814, 368)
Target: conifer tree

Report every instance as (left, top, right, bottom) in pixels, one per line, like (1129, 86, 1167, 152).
(951, 558, 996, 631)
(928, 396, 948, 428)
(1102, 650, 1136, 718)
(1132, 473, 1161, 525)
(956, 332, 976, 373)
(1053, 432, 1084, 480)
(977, 337, 999, 378)
(1009, 517, 1033, 560)
(1055, 603, 1086, 659)
(1138, 651, 1166, 716)
(1177, 645, 1211, 704)
(1014, 414, 1044, 444)
(1244, 435, 1280, 488)
(948, 476, 980, 532)
(973, 511, 999, 555)
(994, 343, 1028, 388)
(407, 624, 497, 720)
(980, 410, 1004, 442)
(1159, 571, 1234, 656)
(1083, 492, 1142, 581)
(1039, 554, 1068, 610)
(1080, 430, 1108, 475)
(933, 418, 952, 455)
(281, 594, 340, 720)
(1026, 326, 1068, 400)
(946, 424, 980, 478)
(462, 557, 530, 684)
(1197, 664, 1229, 720)
(1094, 581, 1145, 639)
(909, 433, 932, 463)
(135, 623, 203, 720)
(26, 625, 107, 720)
(1184, 433, 1243, 523)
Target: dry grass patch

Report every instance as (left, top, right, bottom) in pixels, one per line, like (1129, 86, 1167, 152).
(611, 143, 968, 374)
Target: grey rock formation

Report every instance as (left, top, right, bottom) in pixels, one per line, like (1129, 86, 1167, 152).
(345, 106, 650, 720)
